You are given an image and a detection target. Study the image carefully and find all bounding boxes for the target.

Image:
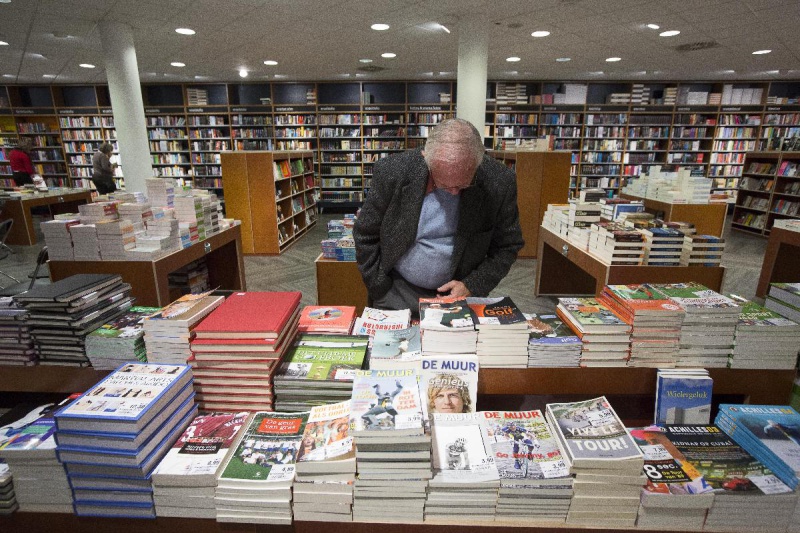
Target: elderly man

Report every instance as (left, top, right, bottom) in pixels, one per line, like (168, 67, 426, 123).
(354, 118, 524, 314)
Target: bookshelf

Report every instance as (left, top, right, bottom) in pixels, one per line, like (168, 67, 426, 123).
(733, 151, 800, 236)
(0, 111, 17, 188)
(187, 107, 230, 190)
(220, 150, 317, 254)
(317, 105, 362, 208)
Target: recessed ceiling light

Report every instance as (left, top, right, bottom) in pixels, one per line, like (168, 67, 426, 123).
(531, 31, 550, 37)
(722, 69, 736, 74)
(659, 30, 680, 37)
(263, 60, 278, 66)
(239, 69, 248, 78)
(371, 23, 390, 31)
(175, 28, 195, 35)
(42, 74, 55, 78)
(508, 70, 519, 75)
(340, 73, 351, 77)
(359, 58, 373, 63)
(79, 63, 95, 69)
(381, 52, 396, 58)
(274, 74, 287, 79)
(171, 62, 185, 67)
(753, 49, 772, 55)
(556, 57, 571, 62)
(0, 41, 8, 46)
(506, 56, 521, 62)
(606, 57, 622, 62)
(589, 71, 604, 75)
(355, 73, 367, 78)
(2, 74, 14, 78)
(647, 24, 660, 30)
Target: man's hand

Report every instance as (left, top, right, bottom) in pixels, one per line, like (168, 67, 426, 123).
(437, 280, 471, 298)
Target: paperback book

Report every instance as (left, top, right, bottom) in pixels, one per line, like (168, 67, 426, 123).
(369, 326, 422, 370)
(349, 368, 424, 435)
(420, 355, 479, 423)
(654, 370, 713, 425)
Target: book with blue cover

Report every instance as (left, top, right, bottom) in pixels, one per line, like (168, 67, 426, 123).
(654, 370, 713, 425)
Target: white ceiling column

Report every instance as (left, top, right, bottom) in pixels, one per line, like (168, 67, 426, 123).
(456, 16, 489, 142)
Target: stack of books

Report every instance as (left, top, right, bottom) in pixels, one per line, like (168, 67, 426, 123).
(567, 202, 601, 229)
(150, 411, 250, 519)
(546, 397, 644, 528)
(54, 363, 196, 518)
(0, 462, 14, 515)
(77, 201, 119, 225)
(117, 202, 153, 232)
(351, 306, 411, 339)
(419, 355, 479, 425)
(85, 306, 161, 370)
(483, 410, 573, 523)
(297, 305, 356, 334)
(215, 411, 307, 524)
(174, 195, 206, 239)
(146, 213, 181, 251)
(556, 298, 631, 367)
(145, 177, 176, 208)
(0, 297, 36, 365)
(142, 293, 225, 365)
(654, 369, 713, 425)
(427, 411, 499, 522)
(467, 297, 529, 368)
(630, 426, 713, 530)
(167, 258, 210, 295)
(600, 284, 684, 368)
(350, 369, 428, 523)
(369, 325, 422, 371)
(599, 198, 644, 221)
(524, 313, 582, 367)
(13, 274, 132, 366)
(40, 218, 79, 260)
(189, 292, 302, 412)
(766, 282, 800, 323)
(731, 298, 800, 369)
(419, 297, 478, 356)
(651, 283, 740, 368)
(541, 204, 571, 238)
(95, 219, 136, 261)
(588, 222, 646, 265)
(680, 235, 725, 267)
(293, 401, 356, 522)
(641, 227, 684, 266)
(70, 224, 101, 260)
(273, 333, 368, 412)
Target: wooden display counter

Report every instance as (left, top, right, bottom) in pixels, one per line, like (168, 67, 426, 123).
(535, 226, 725, 296)
(315, 254, 368, 315)
(620, 193, 727, 237)
(755, 226, 800, 299)
(0, 188, 93, 246)
(49, 225, 246, 307)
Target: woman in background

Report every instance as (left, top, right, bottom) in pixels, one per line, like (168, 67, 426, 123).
(9, 137, 35, 186)
(91, 142, 118, 194)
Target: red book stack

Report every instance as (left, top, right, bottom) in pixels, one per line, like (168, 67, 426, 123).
(189, 291, 302, 412)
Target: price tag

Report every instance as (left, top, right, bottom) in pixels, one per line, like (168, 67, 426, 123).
(540, 459, 569, 478)
(640, 444, 672, 461)
(749, 475, 790, 494)
(587, 409, 614, 427)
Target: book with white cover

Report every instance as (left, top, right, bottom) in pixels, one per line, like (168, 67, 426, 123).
(430, 411, 500, 485)
(419, 355, 478, 425)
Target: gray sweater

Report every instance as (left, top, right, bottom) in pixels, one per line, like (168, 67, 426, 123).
(354, 149, 524, 299)
(92, 150, 114, 180)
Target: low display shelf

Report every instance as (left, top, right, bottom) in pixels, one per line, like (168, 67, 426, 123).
(732, 151, 800, 236)
(619, 192, 727, 237)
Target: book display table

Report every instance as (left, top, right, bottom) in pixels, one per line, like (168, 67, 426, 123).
(535, 226, 725, 296)
(48, 225, 245, 307)
(314, 254, 368, 315)
(0, 188, 93, 246)
(619, 193, 727, 237)
(756, 226, 800, 299)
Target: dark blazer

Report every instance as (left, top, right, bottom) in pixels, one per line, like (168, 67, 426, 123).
(354, 149, 524, 300)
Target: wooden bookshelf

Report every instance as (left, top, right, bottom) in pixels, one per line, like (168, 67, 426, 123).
(755, 226, 800, 299)
(619, 193, 727, 237)
(733, 151, 800, 236)
(488, 150, 571, 258)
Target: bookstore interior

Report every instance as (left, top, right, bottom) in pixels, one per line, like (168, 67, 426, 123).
(3, 1, 800, 532)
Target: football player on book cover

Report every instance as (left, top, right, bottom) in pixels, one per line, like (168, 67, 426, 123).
(361, 380, 403, 428)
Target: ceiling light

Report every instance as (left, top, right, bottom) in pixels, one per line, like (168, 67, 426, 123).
(589, 71, 604, 75)
(438, 23, 451, 34)
(647, 24, 660, 30)
(531, 31, 550, 37)
(359, 58, 373, 63)
(42, 74, 55, 78)
(0, 41, 8, 46)
(659, 30, 680, 37)
(381, 52, 396, 58)
(175, 28, 195, 35)
(2, 74, 14, 78)
(274, 74, 287, 79)
(239, 69, 248, 78)
(506, 56, 521, 62)
(355, 73, 367, 78)
(263, 60, 278, 66)
(508, 70, 519, 75)
(171, 62, 185, 67)
(722, 69, 736, 74)
(371, 23, 390, 31)
(79, 63, 95, 69)
(556, 57, 571, 62)
(753, 49, 772, 55)
(606, 57, 622, 62)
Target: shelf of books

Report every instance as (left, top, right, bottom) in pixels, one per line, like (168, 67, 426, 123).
(733, 152, 800, 236)
(15, 114, 69, 187)
(59, 110, 103, 188)
(0, 114, 16, 188)
(98, 109, 124, 190)
(317, 105, 362, 208)
(187, 107, 230, 191)
(623, 107, 671, 182)
(145, 107, 191, 183)
(710, 109, 761, 201)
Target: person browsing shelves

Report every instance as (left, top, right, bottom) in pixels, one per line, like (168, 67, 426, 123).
(9, 137, 36, 186)
(91, 142, 118, 194)
(353, 118, 524, 314)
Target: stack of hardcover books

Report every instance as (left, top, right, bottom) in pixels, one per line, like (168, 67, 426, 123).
(54, 363, 196, 518)
(587, 222, 646, 265)
(641, 226, 684, 266)
(654, 369, 713, 425)
(150, 411, 250, 519)
(419, 297, 478, 356)
(426, 411, 499, 522)
(13, 274, 132, 366)
(189, 292, 302, 412)
(350, 369, 428, 523)
(766, 282, 800, 324)
(142, 293, 225, 365)
(730, 298, 800, 369)
(546, 396, 644, 528)
(556, 297, 631, 367)
(297, 305, 356, 334)
(0, 297, 36, 366)
(215, 411, 308, 524)
(467, 297, 529, 368)
(273, 333, 369, 412)
(293, 401, 356, 522)
(629, 426, 713, 530)
(483, 410, 573, 523)
(524, 313, 582, 367)
(85, 306, 161, 370)
(600, 284, 684, 368)
(680, 234, 725, 267)
(0, 462, 14, 515)
(651, 283, 740, 368)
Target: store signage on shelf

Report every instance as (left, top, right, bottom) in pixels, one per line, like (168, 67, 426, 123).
(676, 106, 716, 112)
(766, 106, 800, 112)
(542, 105, 584, 112)
(14, 108, 50, 115)
(409, 105, 445, 112)
(100, 108, 113, 115)
(275, 107, 295, 112)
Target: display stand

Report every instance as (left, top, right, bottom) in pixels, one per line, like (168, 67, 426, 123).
(0, 189, 93, 245)
(48, 225, 245, 307)
(314, 254, 368, 315)
(535, 226, 725, 296)
(619, 193, 727, 237)
(755, 226, 800, 299)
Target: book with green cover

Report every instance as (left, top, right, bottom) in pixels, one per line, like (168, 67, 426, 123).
(273, 334, 369, 388)
(735, 300, 800, 332)
(649, 282, 739, 313)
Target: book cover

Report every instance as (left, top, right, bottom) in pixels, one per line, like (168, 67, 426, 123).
(735, 300, 800, 329)
(351, 307, 411, 337)
(649, 283, 740, 311)
(603, 284, 684, 315)
(13, 274, 121, 303)
(370, 326, 422, 362)
(419, 297, 476, 331)
(524, 313, 581, 345)
(655, 373, 713, 425)
(557, 298, 628, 328)
(143, 293, 225, 329)
(430, 411, 499, 484)
(0, 415, 57, 454)
(296, 400, 354, 465)
(274, 334, 368, 384)
(87, 306, 162, 340)
(349, 368, 424, 433)
(297, 305, 356, 333)
(420, 355, 478, 420)
(466, 296, 527, 328)
(192, 292, 301, 338)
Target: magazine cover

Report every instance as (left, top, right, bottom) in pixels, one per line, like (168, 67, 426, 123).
(349, 368, 424, 433)
(296, 400, 353, 463)
(418, 296, 476, 331)
(274, 334, 369, 384)
(371, 326, 422, 362)
(420, 355, 478, 425)
(556, 298, 628, 327)
(524, 313, 580, 345)
(430, 412, 499, 483)
(466, 297, 527, 327)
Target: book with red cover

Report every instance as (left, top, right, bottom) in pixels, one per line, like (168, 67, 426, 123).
(192, 292, 301, 339)
(297, 305, 356, 333)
